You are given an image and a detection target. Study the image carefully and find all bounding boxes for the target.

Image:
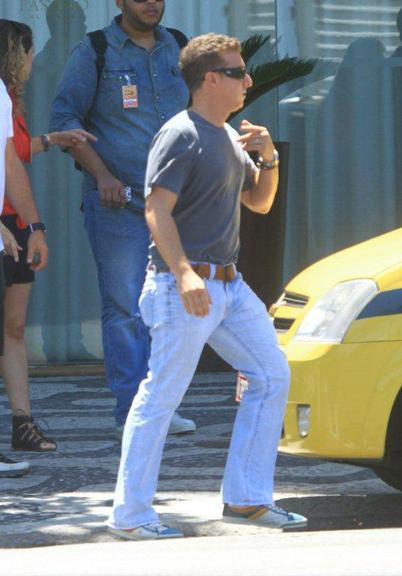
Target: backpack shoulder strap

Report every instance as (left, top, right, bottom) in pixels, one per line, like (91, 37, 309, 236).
(74, 30, 107, 172)
(166, 27, 188, 49)
(87, 29, 108, 87)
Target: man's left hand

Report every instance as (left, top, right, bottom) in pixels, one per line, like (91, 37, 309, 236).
(237, 119, 275, 161)
(27, 231, 48, 271)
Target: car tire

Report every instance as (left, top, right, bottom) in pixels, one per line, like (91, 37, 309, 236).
(373, 391, 402, 491)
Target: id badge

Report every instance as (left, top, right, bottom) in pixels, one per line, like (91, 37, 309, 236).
(122, 84, 138, 109)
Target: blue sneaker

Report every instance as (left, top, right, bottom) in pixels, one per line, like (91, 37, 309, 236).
(222, 504, 307, 529)
(109, 522, 184, 540)
(0, 453, 30, 477)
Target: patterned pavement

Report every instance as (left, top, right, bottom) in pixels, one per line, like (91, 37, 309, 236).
(0, 374, 400, 548)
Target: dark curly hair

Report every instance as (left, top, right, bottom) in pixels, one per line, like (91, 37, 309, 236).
(0, 19, 33, 113)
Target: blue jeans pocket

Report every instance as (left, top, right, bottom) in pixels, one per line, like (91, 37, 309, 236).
(139, 273, 173, 328)
(138, 289, 154, 327)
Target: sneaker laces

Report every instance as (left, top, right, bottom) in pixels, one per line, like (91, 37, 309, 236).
(268, 504, 292, 518)
(143, 522, 169, 534)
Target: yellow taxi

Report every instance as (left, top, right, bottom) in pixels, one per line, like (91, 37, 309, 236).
(273, 228, 402, 491)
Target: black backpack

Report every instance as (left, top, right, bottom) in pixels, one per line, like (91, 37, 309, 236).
(75, 27, 188, 171)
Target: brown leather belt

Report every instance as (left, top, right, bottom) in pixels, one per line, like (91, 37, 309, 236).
(148, 262, 237, 282)
(192, 263, 236, 282)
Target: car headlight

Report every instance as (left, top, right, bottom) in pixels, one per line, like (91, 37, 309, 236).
(293, 279, 378, 343)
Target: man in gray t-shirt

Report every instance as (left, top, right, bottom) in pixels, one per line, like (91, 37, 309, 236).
(145, 110, 257, 267)
(108, 33, 307, 540)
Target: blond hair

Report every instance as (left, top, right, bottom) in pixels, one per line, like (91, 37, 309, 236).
(180, 33, 241, 93)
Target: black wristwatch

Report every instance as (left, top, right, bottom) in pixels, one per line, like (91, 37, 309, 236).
(28, 222, 46, 233)
(40, 134, 51, 152)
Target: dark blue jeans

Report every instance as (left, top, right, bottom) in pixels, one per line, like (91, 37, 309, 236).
(83, 190, 150, 426)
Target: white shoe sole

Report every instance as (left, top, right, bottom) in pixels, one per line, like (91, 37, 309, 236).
(0, 467, 30, 478)
(168, 423, 196, 435)
(282, 521, 308, 531)
(109, 527, 183, 541)
(222, 515, 308, 530)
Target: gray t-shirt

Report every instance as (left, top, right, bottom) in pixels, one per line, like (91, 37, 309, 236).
(145, 110, 257, 267)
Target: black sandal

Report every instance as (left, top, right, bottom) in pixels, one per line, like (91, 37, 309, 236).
(12, 415, 57, 452)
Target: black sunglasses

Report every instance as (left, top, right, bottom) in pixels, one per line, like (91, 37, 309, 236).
(212, 66, 248, 80)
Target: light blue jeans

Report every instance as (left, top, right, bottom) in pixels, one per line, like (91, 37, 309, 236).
(108, 270, 290, 529)
(82, 191, 150, 426)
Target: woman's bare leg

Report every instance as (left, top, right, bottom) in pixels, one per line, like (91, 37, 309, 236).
(0, 282, 32, 415)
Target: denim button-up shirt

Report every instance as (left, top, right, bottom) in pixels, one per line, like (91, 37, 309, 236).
(50, 17, 189, 209)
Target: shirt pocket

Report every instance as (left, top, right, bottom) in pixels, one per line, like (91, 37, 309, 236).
(97, 69, 138, 112)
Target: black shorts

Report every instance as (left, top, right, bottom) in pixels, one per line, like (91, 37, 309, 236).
(0, 215, 35, 286)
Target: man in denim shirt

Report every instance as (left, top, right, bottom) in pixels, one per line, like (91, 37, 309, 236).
(50, 0, 195, 435)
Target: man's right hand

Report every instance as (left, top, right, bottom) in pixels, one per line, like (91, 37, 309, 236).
(176, 268, 212, 317)
(97, 173, 126, 209)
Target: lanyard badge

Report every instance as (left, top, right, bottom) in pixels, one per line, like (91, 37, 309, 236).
(122, 75, 138, 109)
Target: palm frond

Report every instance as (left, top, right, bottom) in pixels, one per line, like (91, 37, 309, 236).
(229, 54, 317, 120)
(245, 58, 316, 107)
(241, 34, 273, 64)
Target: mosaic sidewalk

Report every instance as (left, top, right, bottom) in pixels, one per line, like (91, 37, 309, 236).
(0, 374, 399, 548)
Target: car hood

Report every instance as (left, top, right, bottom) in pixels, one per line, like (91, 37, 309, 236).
(287, 228, 402, 294)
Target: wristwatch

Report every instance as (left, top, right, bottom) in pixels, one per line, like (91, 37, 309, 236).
(28, 222, 46, 233)
(40, 134, 51, 152)
(257, 149, 279, 170)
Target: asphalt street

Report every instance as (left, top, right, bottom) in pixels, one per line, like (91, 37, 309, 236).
(0, 373, 401, 575)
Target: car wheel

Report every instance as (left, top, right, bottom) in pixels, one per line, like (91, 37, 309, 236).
(373, 465, 402, 492)
(374, 391, 402, 491)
